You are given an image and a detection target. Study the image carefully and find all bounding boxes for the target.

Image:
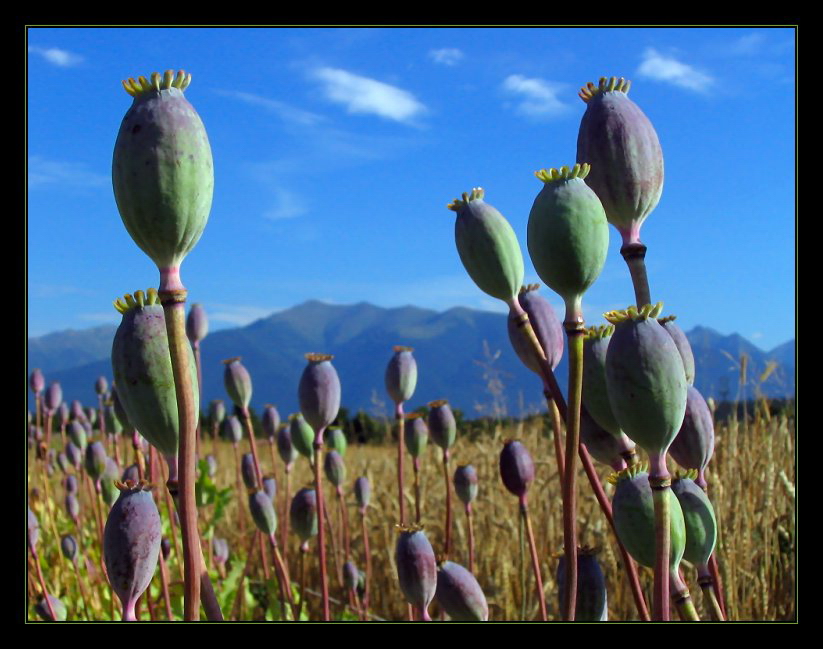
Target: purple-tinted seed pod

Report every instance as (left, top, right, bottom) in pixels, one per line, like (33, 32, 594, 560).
(34, 594, 67, 621)
(122, 463, 141, 484)
(221, 415, 243, 445)
(241, 452, 258, 490)
(44, 382, 63, 413)
(186, 303, 209, 344)
(385, 346, 418, 405)
(582, 325, 622, 438)
(354, 477, 370, 512)
(57, 452, 71, 475)
(507, 284, 564, 374)
(112, 70, 213, 272)
(580, 407, 635, 472)
(556, 547, 608, 621)
(28, 507, 39, 548)
(105, 405, 123, 436)
(30, 368, 45, 394)
(59, 402, 70, 428)
(343, 560, 360, 591)
(448, 188, 525, 303)
(668, 386, 714, 487)
(395, 525, 438, 614)
(453, 464, 479, 506)
(263, 476, 277, 501)
(576, 76, 663, 247)
(289, 413, 315, 460)
(205, 454, 218, 478)
(427, 400, 456, 451)
(658, 315, 695, 386)
(86, 407, 98, 428)
(499, 439, 535, 498)
(604, 303, 687, 458)
(161, 537, 171, 561)
(85, 442, 108, 481)
(609, 465, 686, 570)
(290, 488, 318, 542)
(103, 480, 162, 621)
(68, 421, 87, 451)
(325, 426, 347, 456)
(101, 459, 122, 507)
(61, 534, 78, 561)
(65, 493, 81, 520)
(95, 376, 109, 396)
(671, 472, 717, 566)
(65, 441, 82, 469)
(249, 490, 277, 537)
(70, 400, 86, 423)
(323, 450, 346, 488)
(222, 357, 253, 410)
(65, 474, 79, 495)
(276, 425, 297, 467)
(111, 289, 199, 457)
(261, 404, 280, 440)
(212, 537, 228, 565)
(435, 560, 489, 621)
(209, 399, 226, 427)
(298, 353, 341, 435)
(404, 414, 429, 458)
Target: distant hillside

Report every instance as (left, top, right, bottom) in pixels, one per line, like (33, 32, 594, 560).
(27, 300, 795, 418)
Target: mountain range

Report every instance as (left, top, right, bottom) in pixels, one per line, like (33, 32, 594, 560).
(27, 300, 796, 420)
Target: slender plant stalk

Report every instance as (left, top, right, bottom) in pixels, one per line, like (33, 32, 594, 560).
(157, 547, 174, 620)
(649, 457, 671, 621)
(672, 580, 700, 621)
(323, 490, 343, 588)
(231, 443, 246, 534)
(258, 530, 271, 580)
(192, 340, 202, 459)
(313, 437, 331, 620)
(231, 530, 259, 620)
(520, 496, 548, 621)
(29, 541, 57, 621)
(698, 568, 726, 621)
(443, 449, 453, 557)
(544, 392, 565, 486)
(72, 558, 92, 620)
(708, 550, 728, 618)
(157, 453, 183, 582)
(465, 503, 475, 574)
(297, 544, 308, 620)
(337, 486, 351, 561)
(413, 458, 422, 524)
(282, 466, 291, 565)
(518, 505, 526, 619)
(395, 402, 407, 525)
(360, 508, 371, 612)
(240, 408, 265, 489)
(268, 534, 299, 620)
(621, 242, 651, 308)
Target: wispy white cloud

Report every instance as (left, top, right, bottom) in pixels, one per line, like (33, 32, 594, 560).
(310, 67, 427, 125)
(263, 187, 308, 221)
(637, 48, 714, 93)
(215, 89, 324, 127)
(428, 48, 464, 66)
(750, 331, 764, 341)
(77, 312, 120, 324)
(28, 45, 83, 67)
(728, 33, 766, 56)
(208, 303, 280, 326)
(501, 75, 569, 118)
(28, 156, 108, 189)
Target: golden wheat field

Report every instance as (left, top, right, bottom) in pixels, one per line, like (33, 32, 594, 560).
(26, 407, 795, 622)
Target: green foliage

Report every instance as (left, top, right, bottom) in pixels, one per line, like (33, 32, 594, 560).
(195, 459, 233, 534)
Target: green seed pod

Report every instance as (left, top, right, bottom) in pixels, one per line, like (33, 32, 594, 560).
(610, 465, 686, 570)
(576, 76, 664, 246)
(582, 325, 622, 438)
(579, 406, 636, 472)
(604, 303, 687, 457)
(448, 188, 524, 303)
(223, 357, 253, 410)
(249, 490, 277, 537)
(111, 289, 199, 458)
(527, 164, 609, 320)
(671, 472, 717, 567)
(385, 345, 418, 405)
(427, 400, 456, 451)
(324, 426, 347, 456)
(289, 413, 315, 461)
(112, 70, 213, 271)
(323, 449, 346, 488)
(404, 413, 429, 459)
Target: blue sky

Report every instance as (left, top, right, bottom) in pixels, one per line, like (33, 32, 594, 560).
(27, 27, 796, 352)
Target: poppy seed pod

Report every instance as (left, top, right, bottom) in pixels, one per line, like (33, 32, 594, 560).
(385, 346, 418, 405)
(527, 164, 609, 321)
(404, 414, 429, 459)
(112, 70, 213, 272)
(61, 534, 78, 561)
(103, 480, 162, 621)
(604, 303, 687, 458)
(668, 386, 715, 488)
(263, 476, 277, 501)
(30, 369, 45, 394)
(68, 421, 87, 451)
(289, 413, 315, 460)
(205, 454, 218, 478)
(609, 465, 686, 570)
(343, 561, 360, 591)
(427, 400, 456, 451)
(161, 537, 172, 561)
(448, 188, 525, 303)
(111, 289, 199, 458)
(354, 476, 370, 512)
(323, 450, 346, 488)
(290, 488, 319, 542)
(185, 303, 209, 345)
(249, 490, 277, 537)
(507, 284, 564, 374)
(44, 382, 63, 414)
(395, 525, 438, 616)
(659, 315, 695, 386)
(59, 402, 70, 428)
(57, 452, 71, 475)
(582, 325, 622, 438)
(453, 464, 479, 506)
(221, 415, 243, 445)
(65, 474, 79, 495)
(65, 441, 82, 470)
(85, 441, 108, 482)
(576, 76, 664, 246)
(298, 354, 341, 436)
(262, 404, 281, 441)
(325, 427, 348, 456)
(28, 507, 39, 548)
(276, 425, 298, 467)
(122, 463, 141, 484)
(671, 472, 717, 566)
(212, 538, 229, 565)
(499, 439, 535, 499)
(580, 407, 636, 472)
(95, 376, 109, 397)
(556, 547, 608, 621)
(435, 560, 489, 621)
(209, 400, 226, 427)
(241, 452, 258, 490)
(34, 594, 67, 622)
(223, 357, 252, 410)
